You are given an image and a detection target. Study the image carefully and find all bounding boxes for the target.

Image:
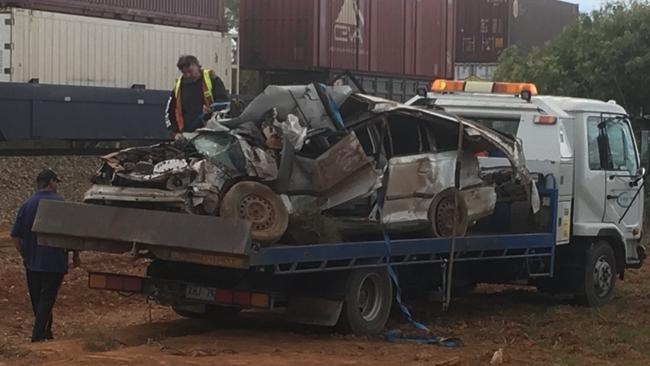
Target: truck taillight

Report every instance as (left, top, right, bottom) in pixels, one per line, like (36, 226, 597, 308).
(534, 115, 557, 125)
(214, 289, 270, 308)
(89, 272, 144, 293)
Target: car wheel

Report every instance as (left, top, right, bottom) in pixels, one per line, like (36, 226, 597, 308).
(220, 181, 289, 245)
(429, 189, 468, 237)
(338, 269, 392, 336)
(578, 241, 616, 307)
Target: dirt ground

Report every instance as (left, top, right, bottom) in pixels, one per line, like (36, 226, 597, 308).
(1, 227, 650, 366)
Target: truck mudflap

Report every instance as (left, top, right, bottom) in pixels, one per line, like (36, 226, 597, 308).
(33, 200, 253, 269)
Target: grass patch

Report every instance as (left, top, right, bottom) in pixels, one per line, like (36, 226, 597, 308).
(615, 325, 650, 357)
(555, 354, 579, 366)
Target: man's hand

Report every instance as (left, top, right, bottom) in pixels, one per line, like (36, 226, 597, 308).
(203, 105, 213, 115)
(72, 251, 81, 269)
(173, 133, 185, 141)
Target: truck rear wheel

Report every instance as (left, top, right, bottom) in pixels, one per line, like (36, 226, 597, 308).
(339, 269, 392, 336)
(579, 241, 617, 307)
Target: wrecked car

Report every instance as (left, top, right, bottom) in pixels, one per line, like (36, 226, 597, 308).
(85, 83, 535, 245)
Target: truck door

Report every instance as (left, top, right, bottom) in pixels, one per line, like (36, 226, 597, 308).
(594, 116, 643, 237)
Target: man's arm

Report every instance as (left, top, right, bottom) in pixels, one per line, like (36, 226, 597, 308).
(165, 90, 180, 136)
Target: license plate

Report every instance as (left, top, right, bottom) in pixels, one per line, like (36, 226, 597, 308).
(185, 285, 216, 302)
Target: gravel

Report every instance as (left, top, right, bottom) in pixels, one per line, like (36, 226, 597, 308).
(0, 155, 100, 225)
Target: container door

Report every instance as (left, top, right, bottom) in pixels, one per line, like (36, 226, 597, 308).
(0, 13, 10, 82)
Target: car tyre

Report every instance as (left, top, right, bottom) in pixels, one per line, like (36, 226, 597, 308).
(220, 181, 289, 245)
(429, 189, 468, 237)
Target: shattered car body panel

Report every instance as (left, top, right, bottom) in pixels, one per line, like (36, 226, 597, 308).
(85, 84, 536, 245)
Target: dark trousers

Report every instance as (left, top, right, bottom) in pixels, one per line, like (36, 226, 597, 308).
(26, 270, 64, 342)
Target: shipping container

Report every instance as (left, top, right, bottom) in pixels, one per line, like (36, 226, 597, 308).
(455, 0, 578, 63)
(1, 0, 226, 31)
(454, 63, 498, 80)
(0, 8, 232, 92)
(240, 0, 454, 81)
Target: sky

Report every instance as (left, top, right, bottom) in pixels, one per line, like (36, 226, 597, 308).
(565, 0, 605, 12)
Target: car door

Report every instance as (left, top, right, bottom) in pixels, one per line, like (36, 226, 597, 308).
(381, 115, 455, 225)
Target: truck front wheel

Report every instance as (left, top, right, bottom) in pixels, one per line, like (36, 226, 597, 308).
(579, 241, 617, 307)
(339, 269, 393, 336)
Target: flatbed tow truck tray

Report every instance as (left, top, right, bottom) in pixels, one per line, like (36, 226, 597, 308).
(33, 200, 253, 269)
(33, 190, 558, 275)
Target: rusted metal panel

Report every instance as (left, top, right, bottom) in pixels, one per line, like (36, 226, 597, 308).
(240, 0, 453, 80)
(509, 0, 579, 53)
(33, 200, 253, 256)
(3, 0, 225, 31)
(455, 0, 509, 63)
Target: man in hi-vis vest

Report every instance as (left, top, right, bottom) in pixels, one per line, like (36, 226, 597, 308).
(165, 55, 229, 139)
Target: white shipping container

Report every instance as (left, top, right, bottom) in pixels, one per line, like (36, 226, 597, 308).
(454, 63, 498, 81)
(0, 8, 232, 91)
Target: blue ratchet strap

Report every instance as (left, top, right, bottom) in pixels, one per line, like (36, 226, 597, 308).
(379, 203, 463, 347)
(318, 83, 345, 129)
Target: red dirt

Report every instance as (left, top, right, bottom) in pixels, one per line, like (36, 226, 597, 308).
(1, 229, 649, 366)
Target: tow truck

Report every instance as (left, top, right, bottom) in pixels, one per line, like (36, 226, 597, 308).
(31, 81, 645, 336)
(407, 79, 646, 306)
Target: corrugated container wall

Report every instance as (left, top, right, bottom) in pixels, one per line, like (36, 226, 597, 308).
(240, 0, 454, 80)
(455, 0, 578, 63)
(0, 8, 233, 91)
(455, 0, 509, 63)
(1, 0, 226, 31)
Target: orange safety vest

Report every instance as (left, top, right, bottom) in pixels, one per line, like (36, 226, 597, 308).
(173, 69, 214, 131)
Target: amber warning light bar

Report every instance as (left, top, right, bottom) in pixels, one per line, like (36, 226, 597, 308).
(432, 79, 539, 97)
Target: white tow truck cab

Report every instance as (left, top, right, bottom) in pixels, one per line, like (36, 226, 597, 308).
(407, 80, 646, 306)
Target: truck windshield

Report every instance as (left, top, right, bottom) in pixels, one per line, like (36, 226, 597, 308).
(587, 116, 639, 174)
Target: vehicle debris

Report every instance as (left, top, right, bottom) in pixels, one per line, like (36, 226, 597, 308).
(84, 83, 537, 245)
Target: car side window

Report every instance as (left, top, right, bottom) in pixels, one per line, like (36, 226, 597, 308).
(354, 124, 380, 156)
(387, 114, 422, 156)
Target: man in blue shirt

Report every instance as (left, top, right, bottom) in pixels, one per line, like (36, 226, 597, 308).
(11, 169, 80, 342)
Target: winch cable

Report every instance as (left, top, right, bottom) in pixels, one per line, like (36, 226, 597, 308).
(376, 192, 463, 348)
